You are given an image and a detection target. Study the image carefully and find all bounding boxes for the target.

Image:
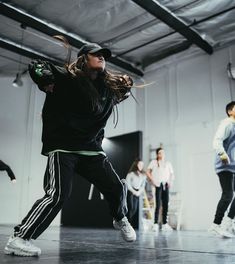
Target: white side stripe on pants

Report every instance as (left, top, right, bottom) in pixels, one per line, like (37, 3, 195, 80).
(16, 153, 61, 238)
(30, 153, 61, 238)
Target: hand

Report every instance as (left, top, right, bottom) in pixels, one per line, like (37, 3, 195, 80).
(11, 179, 16, 184)
(119, 74, 133, 88)
(221, 157, 230, 165)
(133, 190, 140, 197)
(28, 60, 55, 89)
(150, 179, 156, 187)
(219, 153, 230, 164)
(43, 83, 55, 93)
(122, 74, 133, 87)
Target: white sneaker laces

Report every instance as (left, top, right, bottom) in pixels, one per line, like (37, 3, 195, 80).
(121, 221, 131, 233)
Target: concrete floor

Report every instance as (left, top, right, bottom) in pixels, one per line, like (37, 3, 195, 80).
(0, 225, 235, 263)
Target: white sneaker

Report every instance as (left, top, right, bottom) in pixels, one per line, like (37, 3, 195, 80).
(232, 219, 235, 234)
(161, 223, 173, 232)
(113, 218, 121, 230)
(152, 223, 159, 232)
(208, 223, 222, 237)
(220, 216, 234, 238)
(113, 217, 136, 242)
(4, 236, 41, 257)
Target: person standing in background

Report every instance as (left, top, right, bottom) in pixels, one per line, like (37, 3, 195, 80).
(209, 101, 235, 238)
(146, 147, 175, 233)
(0, 160, 16, 183)
(125, 158, 146, 226)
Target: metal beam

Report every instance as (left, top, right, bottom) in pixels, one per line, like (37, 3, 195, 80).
(0, 2, 143, 76)
(108, 57, 143, 76)
(0, 36, 63, 65)
(132, 0, 213, 55)
(101, 0, 201, 45)
(119, 5, 235, 57)
(192, 5, 235, 26)
(0, 2, 85, 48)
(143, 41, 191, 68)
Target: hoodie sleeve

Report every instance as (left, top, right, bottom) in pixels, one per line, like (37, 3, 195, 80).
(28, 60, 68, 92)
(213, 119, 232, 155)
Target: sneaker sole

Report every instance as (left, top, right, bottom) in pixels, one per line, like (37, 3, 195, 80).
(4, 246, 41, 257)
(152, 228, 159, 232)
(221, 232, 234, 238)
(121, 233, 137, 242)
(122, 237, 136, 242)
(208, 229, 234, 238)
(208, 228, 224, 237)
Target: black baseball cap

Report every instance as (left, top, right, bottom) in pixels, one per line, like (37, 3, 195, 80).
(77, 43, 112, 59)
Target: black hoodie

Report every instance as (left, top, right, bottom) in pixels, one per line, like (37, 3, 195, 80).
(30, 63, 130, 155)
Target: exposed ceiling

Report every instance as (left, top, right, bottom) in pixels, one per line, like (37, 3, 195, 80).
(0, 0, 235, 77)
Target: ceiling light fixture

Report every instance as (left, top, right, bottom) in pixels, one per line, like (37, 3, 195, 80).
(12, 24, 26, 87)
(12, 73, 23, 87)
(227, 62, 235, 80)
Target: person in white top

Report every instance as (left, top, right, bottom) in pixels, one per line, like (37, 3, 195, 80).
(146, 147, 175, 232)
(125, 159, 146, 225)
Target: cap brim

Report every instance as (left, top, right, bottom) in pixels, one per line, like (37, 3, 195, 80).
(89, 48, 112, 59)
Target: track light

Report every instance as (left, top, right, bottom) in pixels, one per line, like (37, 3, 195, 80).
(12, 24, 26, 88)
(227, 62, 235, 80)
(12, 73, 23, 87)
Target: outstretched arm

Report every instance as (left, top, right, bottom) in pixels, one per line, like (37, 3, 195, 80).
(0, 160, 16, 182)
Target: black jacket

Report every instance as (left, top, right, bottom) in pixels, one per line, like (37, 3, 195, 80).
(30, 63, 130, 155)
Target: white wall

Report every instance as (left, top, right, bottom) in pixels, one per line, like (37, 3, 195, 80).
(0, 77, 61, 226)
(105, 89, 138, 137)
(140, 44, 235, 230)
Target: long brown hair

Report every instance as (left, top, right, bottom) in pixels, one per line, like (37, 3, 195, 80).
(67, 55, 133, 102)
(128, 158, 145, 175)
(156, 147, 163, 167)
(53, 35, 133, 110)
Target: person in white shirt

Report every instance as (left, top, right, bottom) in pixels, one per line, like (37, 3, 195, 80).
(146, 147, 175, 232)
(125, 159, 146, 225)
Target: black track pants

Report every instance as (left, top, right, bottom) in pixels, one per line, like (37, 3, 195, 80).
(214, 171, 235, 224)
(14, 152, 127, 239)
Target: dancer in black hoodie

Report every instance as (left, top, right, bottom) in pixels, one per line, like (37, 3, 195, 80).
(5, 43, 136, 257)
